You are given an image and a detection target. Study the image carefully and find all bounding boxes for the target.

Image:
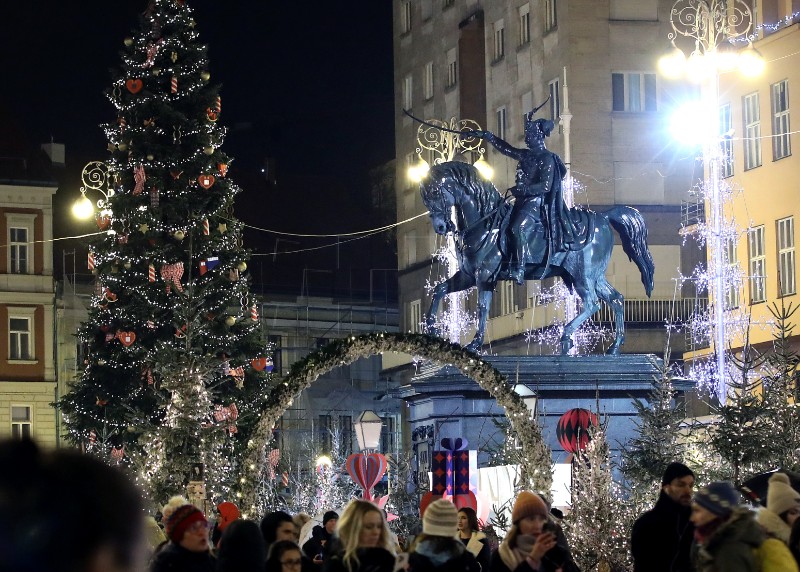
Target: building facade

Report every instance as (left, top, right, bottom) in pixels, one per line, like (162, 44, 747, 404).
(393, 0, 697, 358)
(708, 10, 800, 356)
(0, 166, 58, 444)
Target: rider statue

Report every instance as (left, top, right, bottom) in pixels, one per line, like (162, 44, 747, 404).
(474, 107, 582, 284)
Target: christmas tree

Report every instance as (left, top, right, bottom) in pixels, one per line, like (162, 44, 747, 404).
(622, 345, 692, 503)
(58, 0, 272, 506)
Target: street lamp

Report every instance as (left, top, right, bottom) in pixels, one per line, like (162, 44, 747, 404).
(659, 0, 763, 402)
(513, 383, 538, 419)
(407, 116, 491, 183)
(73, 161, 114, 220)
(354, 410, 383, 452)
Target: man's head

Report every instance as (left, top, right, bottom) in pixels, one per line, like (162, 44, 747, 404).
(323, 511, 339, 534)
(524, 114, 555, 147)
(661, 462, 695, 506)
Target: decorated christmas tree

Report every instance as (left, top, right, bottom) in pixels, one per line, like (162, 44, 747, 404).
(58, 0, 272, 506)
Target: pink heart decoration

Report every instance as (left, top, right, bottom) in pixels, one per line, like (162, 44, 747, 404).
(345, 453, 387, 500)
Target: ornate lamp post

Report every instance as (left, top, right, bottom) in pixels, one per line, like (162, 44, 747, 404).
(72, 161, 115, 220)
(354, 409, 383, 452)
(659, 0, 763, 401)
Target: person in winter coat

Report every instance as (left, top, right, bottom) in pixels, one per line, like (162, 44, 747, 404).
(151, 501, 215, 572)
(323, 500, 395, 572)
(407, 499, 480, 572)
(690, 480, 797, 572)
(216, 519, 266, 572)
(758, 472, 800, 547)
(457, 507, 491, 571)
(490, 491, 578, 572)
(304, 511, 339, 564)
(631, 461, 696, 572)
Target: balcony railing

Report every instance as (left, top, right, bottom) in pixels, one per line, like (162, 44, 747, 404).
(591, 297, 707, 325)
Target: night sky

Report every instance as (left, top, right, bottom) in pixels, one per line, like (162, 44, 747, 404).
(1, 1, 397, 297)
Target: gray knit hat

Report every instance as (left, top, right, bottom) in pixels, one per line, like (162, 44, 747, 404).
(423, 499, 458, 537)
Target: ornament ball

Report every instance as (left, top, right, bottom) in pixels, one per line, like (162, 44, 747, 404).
(117, 143, 128, 152)
(237, 262, 247, 272)
(124, 37, 134, 47)
(147, 154, 154, 161)
(174, 230, 185, 241)
(203, 146, 214, 156)
(201, 71, 211, 81)
(225, 316, 237, 326)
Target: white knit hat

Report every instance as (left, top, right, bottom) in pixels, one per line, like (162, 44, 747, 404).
(767, 472, 800, 516)
(423, 499, 459, 537)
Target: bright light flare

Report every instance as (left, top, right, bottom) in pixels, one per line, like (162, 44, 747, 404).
(473, 156, 493, 179)
(407, 157, 430, 183)
(738, 47, 765, 77)
(670, 101, 718, 146)
(658, 45, 686, 79)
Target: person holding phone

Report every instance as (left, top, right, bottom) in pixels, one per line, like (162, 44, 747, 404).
(490, 492, 577, 572)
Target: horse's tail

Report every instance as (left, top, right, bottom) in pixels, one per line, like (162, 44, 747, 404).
(605, 206, 654, 297)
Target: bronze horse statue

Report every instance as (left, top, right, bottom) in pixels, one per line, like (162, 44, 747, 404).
(419, 161, 654, 354)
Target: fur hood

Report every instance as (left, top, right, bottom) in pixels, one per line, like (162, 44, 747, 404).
(757, 506, 792, 544)
(461, 531, 486, 558)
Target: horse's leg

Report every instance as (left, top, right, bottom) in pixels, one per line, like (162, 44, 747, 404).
(465, 284, 494, 353)
(424, 271, 475, 336)
(597, 277, 625, 354)
(560, 272, 601, 355)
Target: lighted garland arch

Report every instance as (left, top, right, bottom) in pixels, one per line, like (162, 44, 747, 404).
(236, 332, 552, 516)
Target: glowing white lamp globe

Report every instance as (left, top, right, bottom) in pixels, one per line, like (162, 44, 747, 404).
(72, 196, 94, 219)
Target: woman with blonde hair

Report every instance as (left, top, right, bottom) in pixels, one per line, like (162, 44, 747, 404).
(323, 499, 396, 572)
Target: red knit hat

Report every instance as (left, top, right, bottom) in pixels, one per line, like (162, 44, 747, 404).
(165, 504, 207, 542)
(511, 491, 549, 523)
(217, 501, 241, 531)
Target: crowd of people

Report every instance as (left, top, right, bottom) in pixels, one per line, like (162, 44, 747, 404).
(6, 439, 800, 572)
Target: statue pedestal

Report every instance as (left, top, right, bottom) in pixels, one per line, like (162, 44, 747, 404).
(400, 354, 694, 464)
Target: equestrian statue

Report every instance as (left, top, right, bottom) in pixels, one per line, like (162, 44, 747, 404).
(414, 104, 654, 355)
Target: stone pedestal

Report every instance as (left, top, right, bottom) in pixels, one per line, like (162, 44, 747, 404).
(400, 354, 694, 465)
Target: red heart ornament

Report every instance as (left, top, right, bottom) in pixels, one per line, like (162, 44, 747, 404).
(251, 357, 267, 371)
(126, 79, 143, 94)
(206, 108, 219, 122)
(96, 215, 111, 230)
(198, 174, 215, 189)
(117, 331, 136, 347)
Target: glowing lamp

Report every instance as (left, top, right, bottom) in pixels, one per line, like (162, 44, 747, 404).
(72, 195, 94, 219)
(738, 46, 765, 78)
(354, 410, 382, 451)
(658, 43, 687, 79)
(407, 157, 430, 183)
(685, 51, 713, 83)
(670, 101, 717, 146)
(473, 156, 494, 179)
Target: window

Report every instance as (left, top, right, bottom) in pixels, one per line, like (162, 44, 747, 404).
(749, 226, 766, 304)
(11, 406, 31, 440)
(496, 106, 507, 140)
(612, 72, 657, 112)
(405, 231, 417, 266)
(380, 416, 397, 454)
(778, 216, 796, 296)
(446, 48, 457, 88)
(9, 227, 28, 274)
(493, 20, 505, 61)
(548, 78, 561, 122)
(402, 74, 413, 110)
(544, 0, 557, 31)
(409, 299, 422, 333)
(401, 1, 412, 34)
(9, 317, 31, 361)
(519, 4, 531, 45)
(772, 79, 791, 160)
(500, 280, 517, 315)
(743, 92, 762, 170)
(724, 237, 740, 309)
(423, 61, 434, 100)
(720, 103, 733, 178)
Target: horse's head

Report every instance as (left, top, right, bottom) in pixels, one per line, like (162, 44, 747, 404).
(419, 161, 500, 236)
(419, 169, 457, 235)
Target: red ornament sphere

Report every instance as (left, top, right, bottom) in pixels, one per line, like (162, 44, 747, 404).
(556, 408, 598, 454)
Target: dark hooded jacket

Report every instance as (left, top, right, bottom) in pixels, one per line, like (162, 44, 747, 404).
(631, 491, 695, 572)
(408, 536, 481, 572)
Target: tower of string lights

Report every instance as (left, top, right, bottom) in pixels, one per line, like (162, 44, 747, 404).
(659, 0, 764, 401)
